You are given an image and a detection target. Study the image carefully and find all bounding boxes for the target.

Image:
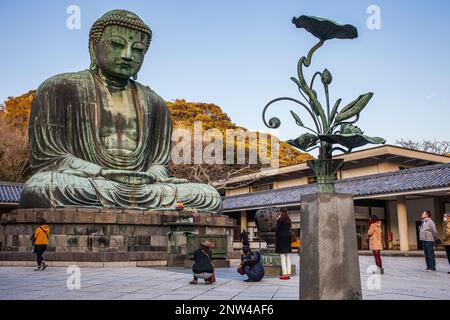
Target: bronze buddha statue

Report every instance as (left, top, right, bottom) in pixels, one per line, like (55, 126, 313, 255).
(19, 10, 222, 213)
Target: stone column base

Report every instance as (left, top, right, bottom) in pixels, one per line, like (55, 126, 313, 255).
(300, 193, 362, 300)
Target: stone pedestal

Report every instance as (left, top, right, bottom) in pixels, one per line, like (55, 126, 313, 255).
(300, 193, 361, 300)
(260, 249, 296, 276)
(0, 208, 236, 267)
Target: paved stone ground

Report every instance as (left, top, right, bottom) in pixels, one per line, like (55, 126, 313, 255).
(0, 256, 449, 300)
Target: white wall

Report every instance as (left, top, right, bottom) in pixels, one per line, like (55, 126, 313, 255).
(388, 198, 436, 250)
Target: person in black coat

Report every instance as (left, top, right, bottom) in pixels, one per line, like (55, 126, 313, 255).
(241, 229, 250, 247)
(190, 240, 216, 285)
(239, 246, 265, 282)
(276, 208, 292, 280)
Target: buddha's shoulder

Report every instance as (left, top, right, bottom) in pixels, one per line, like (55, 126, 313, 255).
(37, 70, 93, 92)
(132, 81, 167, 106)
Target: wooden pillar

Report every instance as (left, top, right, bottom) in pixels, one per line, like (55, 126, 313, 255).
(397, 196, 409, 251)
(240, 210, 247, 232)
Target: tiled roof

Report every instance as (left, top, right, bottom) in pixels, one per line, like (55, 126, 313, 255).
(0, 182, 23, 204)
(222, 163, 450, 211)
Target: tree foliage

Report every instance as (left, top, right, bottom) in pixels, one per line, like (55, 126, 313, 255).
(0, 112, 30, 182)
(396, 139, 450, 156)
(2, 90, 35, 129)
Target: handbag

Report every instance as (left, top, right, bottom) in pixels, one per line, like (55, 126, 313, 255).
(237, 264, 245, 275)
(290, 230, 297, 243)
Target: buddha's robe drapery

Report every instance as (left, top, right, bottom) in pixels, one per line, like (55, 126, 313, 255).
(19, 70, 222, 213)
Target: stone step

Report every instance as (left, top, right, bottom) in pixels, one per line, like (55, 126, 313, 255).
(0, 251, 167, 262)
(0, 260, 167, 268)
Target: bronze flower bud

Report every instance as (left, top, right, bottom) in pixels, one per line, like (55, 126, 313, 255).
(321, 68, 332, 85)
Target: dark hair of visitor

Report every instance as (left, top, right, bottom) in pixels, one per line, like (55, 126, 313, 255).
(242, 246, 251, 255)
(279, 208, 291, 225)
(423, 210, 431, 217)
(39, 218, 47, 225)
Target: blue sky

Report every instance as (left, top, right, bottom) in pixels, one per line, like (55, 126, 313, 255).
(0, 0, 449, 146)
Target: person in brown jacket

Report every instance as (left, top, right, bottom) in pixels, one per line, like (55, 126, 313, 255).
(442, 213, 450, 274)
(368, 215, 384, 274)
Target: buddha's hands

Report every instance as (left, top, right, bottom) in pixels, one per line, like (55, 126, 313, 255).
(100, 169, 189, 185)
(156, 177, 189, 184)
(100, 169, 156, 185)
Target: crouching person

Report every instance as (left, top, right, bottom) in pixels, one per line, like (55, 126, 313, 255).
(32, 218, 50, 271)
(190, 240, 216, 285)
(238, 246, 265, 282)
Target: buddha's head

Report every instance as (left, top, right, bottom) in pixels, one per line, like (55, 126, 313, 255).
(89, 10, 152, 80)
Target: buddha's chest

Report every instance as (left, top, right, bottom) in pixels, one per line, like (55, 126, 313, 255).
(98, 88, 138, 154)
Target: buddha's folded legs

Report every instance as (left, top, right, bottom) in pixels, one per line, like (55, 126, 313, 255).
(20, 172, 222, 213)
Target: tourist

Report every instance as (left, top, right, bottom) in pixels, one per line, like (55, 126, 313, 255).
(442, 213, 450, 274)
(238, 246, 265, 282)
(32, 218, 50, 271)
(276, 208, 292, 280)
(241, 229, 250, 247)
(189, 240, 216, 285)
(368, 215, 384, 274)
(419, 210, 438, 271)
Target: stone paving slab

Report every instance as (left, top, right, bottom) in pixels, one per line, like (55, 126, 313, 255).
(0, 256, 449, 300)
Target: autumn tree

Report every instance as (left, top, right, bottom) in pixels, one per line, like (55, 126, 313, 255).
(3, 90, 35, 129)
(166, 99, 313, 189)
(0, 112, 30, 182)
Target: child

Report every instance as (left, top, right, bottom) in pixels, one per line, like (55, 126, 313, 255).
(32, 218, 50, 271)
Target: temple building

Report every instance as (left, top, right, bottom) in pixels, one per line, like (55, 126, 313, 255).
(219, 145, 450, 251)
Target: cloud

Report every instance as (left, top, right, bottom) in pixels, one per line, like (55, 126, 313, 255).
(426, 93, 438, 99)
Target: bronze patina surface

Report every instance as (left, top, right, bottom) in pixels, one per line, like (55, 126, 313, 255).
(262, 15, 385, 192)
(20, 10, 222, 213)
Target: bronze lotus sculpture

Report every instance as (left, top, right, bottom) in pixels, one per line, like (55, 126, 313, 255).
(262, 15, 385, 192)
(20, 10, 222, 213)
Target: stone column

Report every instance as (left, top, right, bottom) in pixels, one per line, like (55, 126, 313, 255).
(396, 196, 409, 251)
(300, 193, 362, 300)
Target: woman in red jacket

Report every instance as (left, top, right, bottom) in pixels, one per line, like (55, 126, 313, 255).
(368, 215, 384, 274)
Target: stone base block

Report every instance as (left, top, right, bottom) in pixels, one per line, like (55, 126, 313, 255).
(263, 265, 297, 277)
(260, 250, 297, 276)
(300, 193, 362, 300)
(0, 208, 236, 265)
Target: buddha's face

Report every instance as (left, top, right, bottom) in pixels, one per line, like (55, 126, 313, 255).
(94, 25, 149, 79)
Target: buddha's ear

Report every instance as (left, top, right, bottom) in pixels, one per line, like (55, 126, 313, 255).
(89, 40, 98, 71)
